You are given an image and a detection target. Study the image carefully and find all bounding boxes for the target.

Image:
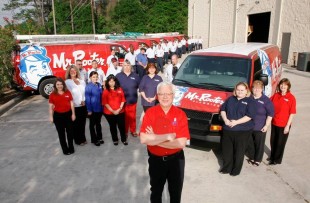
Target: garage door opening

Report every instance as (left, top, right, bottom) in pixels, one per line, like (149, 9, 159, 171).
(247, 12, 271, 43)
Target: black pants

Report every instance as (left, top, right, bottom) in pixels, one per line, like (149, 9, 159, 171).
(73, 106, 87, 145)
(104, 113, 126, 142)
(247, 131, 266, 162)
(270, 124, 289, 164)
(198, 43, 202, 49)
(177, 48, 182, 58)
(136, 65, 146, 79)
(182, 45, 186, 54)
(156, 57, 164, 72)
(148, 57, 156, 63)
(164, 52, 169, 65)
(221, 130, 251, 175)
(148, 150, 185, 203)
(53, 111, 74, 154)
(89, 112, 103, 143)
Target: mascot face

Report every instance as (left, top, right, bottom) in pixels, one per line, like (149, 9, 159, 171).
(19, 45, 52, 89)
(173, 86, 189, 106)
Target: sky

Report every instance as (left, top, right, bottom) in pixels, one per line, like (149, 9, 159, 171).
(0, 0, 15, 27)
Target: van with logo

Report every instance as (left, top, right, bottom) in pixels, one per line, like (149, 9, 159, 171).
(172, 43, 282, 144)
(114, 39, 149, 50)
(12, 38, 127, 98)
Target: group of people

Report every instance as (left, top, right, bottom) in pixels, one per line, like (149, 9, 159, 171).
(48, 48, 296, 202)
(220, 78, 296, 176)
(48, 54, 172, 155)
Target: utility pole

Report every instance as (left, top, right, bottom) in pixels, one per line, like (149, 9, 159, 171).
(70, 0, 74, 33)
(91, 0, 96, 34)
(52, 0, 57, 34)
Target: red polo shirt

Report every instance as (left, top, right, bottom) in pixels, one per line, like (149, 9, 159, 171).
(140, 105, 190, 156)
(271, 92, 296, 127)
(49, 91, 73, 113)
(102, 88, 126, 115)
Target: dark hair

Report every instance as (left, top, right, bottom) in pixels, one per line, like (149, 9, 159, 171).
(92, 60, 98, 63)
(53, 77, 68, 94)
(76, 59, 82, 63)
(146, 63, 158, 74)
(89, 71, 98, 78)
(105, 74, 121, 91)
(277, 78, 291, 93)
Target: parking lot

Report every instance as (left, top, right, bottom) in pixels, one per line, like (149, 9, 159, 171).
(0, 66, 309, 203)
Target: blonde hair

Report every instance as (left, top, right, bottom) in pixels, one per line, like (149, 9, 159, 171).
(233, 82, 251, 97)
(65, 65, 80, 80)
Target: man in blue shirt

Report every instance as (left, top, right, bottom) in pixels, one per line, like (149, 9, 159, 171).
(135, 47, 148, 79)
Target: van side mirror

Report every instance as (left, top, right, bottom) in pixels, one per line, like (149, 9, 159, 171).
(259, 74, 268, 86)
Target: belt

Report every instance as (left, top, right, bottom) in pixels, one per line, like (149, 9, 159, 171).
(148, 150, 182, 161)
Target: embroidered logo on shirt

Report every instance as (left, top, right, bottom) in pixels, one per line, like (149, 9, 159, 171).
(65, 95, 69, 98)
(130, 77, 135, 80)
(172, 118, 177, 126)
(258, 100, 264, 104)
(284, 98, 289, 102)
(241, 101, 248, 105)
(155, 79, 160, 82)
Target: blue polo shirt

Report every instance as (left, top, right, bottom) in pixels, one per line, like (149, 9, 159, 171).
(116, 72, 140, 104)
(136, 53, 148, 66)
(139, 74, 163, 106)
(220, 96, 256, 131)
(252, 94, 274, 131)
(85, 82, 103, 113)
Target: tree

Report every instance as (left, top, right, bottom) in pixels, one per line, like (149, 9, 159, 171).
(2, 0, 53, 34)
(109, 0, 188, 34)
(0, 19, 17, 95)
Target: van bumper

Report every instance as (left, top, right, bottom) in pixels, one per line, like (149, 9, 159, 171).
(190, 132, 221, 143)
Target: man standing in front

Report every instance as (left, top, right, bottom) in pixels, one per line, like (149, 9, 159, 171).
(140, 82, 190, 203)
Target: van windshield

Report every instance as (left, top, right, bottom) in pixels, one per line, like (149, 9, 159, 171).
(173, 55, 251, 91)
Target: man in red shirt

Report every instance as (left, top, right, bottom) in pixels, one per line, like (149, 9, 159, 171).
(140, 81, 190, 203)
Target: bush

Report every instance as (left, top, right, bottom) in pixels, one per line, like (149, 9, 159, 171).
(0, 27, 16, 95)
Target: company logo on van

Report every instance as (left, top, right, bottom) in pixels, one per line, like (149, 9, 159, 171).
(173, 86, 229, 113)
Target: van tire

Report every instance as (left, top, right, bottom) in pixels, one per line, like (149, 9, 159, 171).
(39, 78, 56, 99)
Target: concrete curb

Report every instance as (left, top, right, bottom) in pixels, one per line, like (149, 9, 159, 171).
(0, 94, 27, 116)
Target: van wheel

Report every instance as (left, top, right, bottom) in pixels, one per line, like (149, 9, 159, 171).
(39, 78, 56, 99)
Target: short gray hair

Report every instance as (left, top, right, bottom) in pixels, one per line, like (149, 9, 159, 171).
(156, 81, 176, 94)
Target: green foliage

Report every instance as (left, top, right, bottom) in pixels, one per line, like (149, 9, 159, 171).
(110, 0, 188, 34)
(0, 27, 16, 94)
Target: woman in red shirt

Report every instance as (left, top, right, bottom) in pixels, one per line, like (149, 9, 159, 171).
(269, 78, 296, 165)
(49, 78, 76, 155)
(102, 74, 127, 145)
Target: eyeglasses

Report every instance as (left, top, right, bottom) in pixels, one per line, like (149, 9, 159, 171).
(157, 93, 174, 97)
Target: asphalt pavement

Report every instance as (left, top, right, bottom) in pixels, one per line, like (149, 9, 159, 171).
(0, 63, 309, 203)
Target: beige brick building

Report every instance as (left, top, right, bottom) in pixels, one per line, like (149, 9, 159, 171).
(188, 0, 310, 66)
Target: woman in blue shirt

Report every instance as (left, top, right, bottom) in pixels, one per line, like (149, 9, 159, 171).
(247, 80, 274, 166)
(139, 63, 163, 112)
(220, 82, 256, 176)
(85, 71, 104, 146)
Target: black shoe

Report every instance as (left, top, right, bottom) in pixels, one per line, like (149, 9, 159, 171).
(269, 161, 276, 165)
(123, 141, 128, 145)
(69, 150, 75, 154)
(219, 170, 229, 174)
(246, 159, 254, 165)
(113, 141, 119, 146)
(230, 173, 239, 176)
(99, 140, 104, 144)
(64, 152, 71, 155)
(94, 142, 100, 146)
